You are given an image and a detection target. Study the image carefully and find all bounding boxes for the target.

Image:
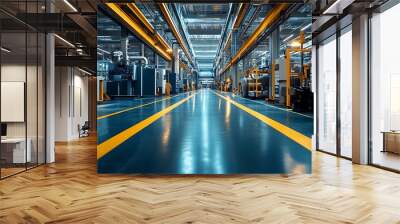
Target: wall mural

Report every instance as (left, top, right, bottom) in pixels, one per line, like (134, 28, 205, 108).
(97, 3, 313, 174)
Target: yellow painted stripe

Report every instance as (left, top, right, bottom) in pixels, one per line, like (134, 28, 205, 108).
(212, 91, 312, 151)
(97, 93, 196, 159)
(97, 94, 183, 120)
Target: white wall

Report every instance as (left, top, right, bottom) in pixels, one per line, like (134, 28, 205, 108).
(1, 64, 26, 138)
(1, 64, 42, 137)
(55, 67, 89, 141)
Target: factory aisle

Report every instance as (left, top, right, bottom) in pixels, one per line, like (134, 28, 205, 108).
(97, 89, 312, 174)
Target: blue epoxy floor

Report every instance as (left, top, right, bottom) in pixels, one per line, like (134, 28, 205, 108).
(97, 89, 312, 174)
(220, 92, 314, 137)
(97, 92, 192, 144)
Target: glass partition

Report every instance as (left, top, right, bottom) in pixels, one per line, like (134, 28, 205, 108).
(0, 0, 46, 179)
(370, 3, 400, 171)
(339, 26, 352, 158)
(0, 15, 28, 177)
(317, 35, 337, 154)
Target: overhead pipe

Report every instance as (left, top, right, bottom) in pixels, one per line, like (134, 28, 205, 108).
(238, 5, 261, 40)
(129, 56, 148, 65)
(215, 3, 248, 68)
(158, 3, 194, 67)
(219, 2, 249, 60)
(171, 4, 196, 67)
(220, 4, 289, 75)
(215, 3, 233, 64)
(105, 3, 173, 61)
(126, 3, 154, 32)
(233, 3, 249, 30)
(126, 3, 171, 52)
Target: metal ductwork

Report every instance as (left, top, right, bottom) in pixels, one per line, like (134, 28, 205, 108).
(129, 56, 149, 65)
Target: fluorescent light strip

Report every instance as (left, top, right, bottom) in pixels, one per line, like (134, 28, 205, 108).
(78, 68, 92, 76)
(304, 41, 312, 48)
(323, 0, 343, 14)
(195, 50, 217, 53)
(97, 47, 111, 54)
(63, 0, 78, 12)
(301, 23, 312, 31)
(1, 47, 11, 53)
(54, 34, 75, 48)
(282, 34, 294, 43)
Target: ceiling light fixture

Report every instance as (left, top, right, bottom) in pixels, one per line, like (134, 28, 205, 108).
(78, 67, 92, 76)
(290, 41, 301, 47)
(301, 23, 312, 31)
(1, 47, 11, 53)
(97, 47, 111, 55)
(322, 0, 354, 14)
(63, 0, 78, 12)
(282, 34, 294, 43)
(54, 34, 75, 48)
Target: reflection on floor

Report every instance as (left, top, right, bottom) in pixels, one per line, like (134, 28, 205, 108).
(0, 162, 45, 179)
(0, 167, 25, 178)
(1, 136, 400, 223)
(97, 89, 313, 174)
(373, 151, 400, 171)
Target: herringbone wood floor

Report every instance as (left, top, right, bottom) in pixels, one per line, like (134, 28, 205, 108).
(1, 135, 400, 224)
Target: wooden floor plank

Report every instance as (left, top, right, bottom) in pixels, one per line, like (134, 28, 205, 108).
(0, 135, 400, 223)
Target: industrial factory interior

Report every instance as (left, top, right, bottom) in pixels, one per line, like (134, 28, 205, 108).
(1, 0, 400, 223)
(96, 3, 313, 174)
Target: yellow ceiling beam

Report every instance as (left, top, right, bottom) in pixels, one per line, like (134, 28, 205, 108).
(216, 3, 248, 68)
(126, 3, 171, 52)
(233, 3, 249, 30)
(126, 3, 154, 33)
(221, 4, 288, 75)
(158, 3, 194, 67)
(105, 3, 173, 61)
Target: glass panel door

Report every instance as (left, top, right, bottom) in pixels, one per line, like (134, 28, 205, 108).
(1, 27, 28, 178)
(339, 27, 352, 158)
(38, 32, 46, 165)
(370, 3, 400, 171)
(317, 35, 337, 154)
(27, 31, 38, 169)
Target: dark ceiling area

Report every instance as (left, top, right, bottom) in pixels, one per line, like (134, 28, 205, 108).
(0, 0, 383, 77)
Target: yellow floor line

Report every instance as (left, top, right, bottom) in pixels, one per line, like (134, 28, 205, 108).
(97, 93, 196, 159)
(212, 91, 312, 151)
(97, 93, 184, 120)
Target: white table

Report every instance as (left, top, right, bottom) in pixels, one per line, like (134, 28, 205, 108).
(1, 138, 31, 163)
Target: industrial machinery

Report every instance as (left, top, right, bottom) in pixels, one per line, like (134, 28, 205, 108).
(104, 51, 166, 97)
(166, 71, 177, 94)
(107, 59, 134, 97)
(241, 68, 270, 99)
(291, 65, 313, 112)
(284, 31, 313, 112)
(134, 66, 157, 96)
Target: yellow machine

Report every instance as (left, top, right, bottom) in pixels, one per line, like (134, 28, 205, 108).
(224, 78, 231, 92)
(270, 60, 276, 101)
(240, 67, 270, 99)
(285, 31, 311, 107)
(246, 68, 270, 98)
